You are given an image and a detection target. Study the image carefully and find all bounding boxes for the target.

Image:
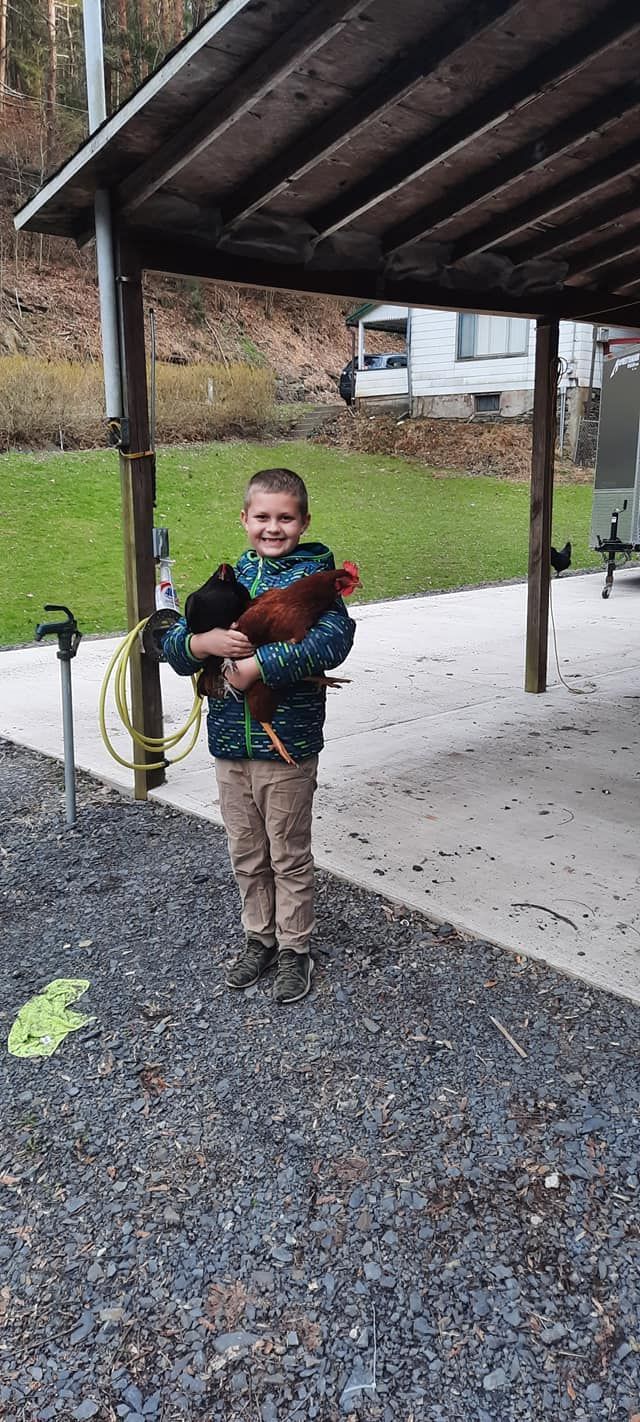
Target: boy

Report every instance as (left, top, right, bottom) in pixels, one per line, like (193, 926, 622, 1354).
(163, 468, 356, 1004)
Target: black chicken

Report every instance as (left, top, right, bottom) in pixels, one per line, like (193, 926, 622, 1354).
(550, 541, 571, 577)
(185, 562, 251, 697)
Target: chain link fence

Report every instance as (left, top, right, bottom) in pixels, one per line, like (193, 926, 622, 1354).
(573, 416, 599, 467)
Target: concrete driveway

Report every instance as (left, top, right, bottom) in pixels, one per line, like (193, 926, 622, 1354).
(3, 569, 640, 1003)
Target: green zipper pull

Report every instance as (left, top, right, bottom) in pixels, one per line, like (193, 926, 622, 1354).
(250, 557, 263, 597)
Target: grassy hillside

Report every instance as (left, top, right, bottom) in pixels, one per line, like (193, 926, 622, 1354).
(1, 441, 601, 645)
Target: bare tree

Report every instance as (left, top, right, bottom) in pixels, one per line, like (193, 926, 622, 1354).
(45, 0, 57, 156)
(117, 0, 130, 87)
(0, 0, 8, 116)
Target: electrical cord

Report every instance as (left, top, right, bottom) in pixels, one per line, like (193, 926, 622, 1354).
(98, 619, 203, 771)
(548, 577, 595, 696)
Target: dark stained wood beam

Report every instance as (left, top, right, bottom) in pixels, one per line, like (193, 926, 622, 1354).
(525, 318, 558, 694)
(593, 255, 640, 294)
(222, 0, 520, 230)
(115, 236, 165, 797)
(509, 185, 640, 263)
(611, 267, 640, 294)
(384, 84, 640, 255)
(447, 140, 640, 263)
(567, 228, 640, 279)
(117, 0, 372, 216)
(310, 4, 640, 239)
(132, 232, 640, 327)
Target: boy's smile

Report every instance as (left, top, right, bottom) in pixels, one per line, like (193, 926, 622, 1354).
(241, 491, 310, 558)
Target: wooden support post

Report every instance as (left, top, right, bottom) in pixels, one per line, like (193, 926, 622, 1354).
(115, 235, 165, 796)
(525, 317, 559, 693)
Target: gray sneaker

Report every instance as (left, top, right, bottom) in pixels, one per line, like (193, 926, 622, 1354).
(273, 950, 313, 1005)
(225, 938, 277, 990)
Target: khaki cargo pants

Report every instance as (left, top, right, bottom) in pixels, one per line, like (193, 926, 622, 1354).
(214, 755, 318, 955)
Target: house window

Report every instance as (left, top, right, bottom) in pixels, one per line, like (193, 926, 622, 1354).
(457, 314, 529, 359)
(474, 392, 500, 413)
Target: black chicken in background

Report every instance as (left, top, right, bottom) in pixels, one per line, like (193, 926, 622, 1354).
(550, 541, 571, 576)
(185, 562, 251, 697)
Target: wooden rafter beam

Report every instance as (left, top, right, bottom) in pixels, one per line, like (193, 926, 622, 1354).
(116, 0, 372, 216)
(310, 3, 640, 240)
(567, 228, 640, 279)
(132, 232, 640, 326)
(510, 185, 640, 263)
(592, 254, 640, 294)
(445, 139, 640, 263)
(383, 83, 640, 255)
(222, 0, 520, 230)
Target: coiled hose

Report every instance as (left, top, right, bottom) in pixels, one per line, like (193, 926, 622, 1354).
(98, 618, 202, 772)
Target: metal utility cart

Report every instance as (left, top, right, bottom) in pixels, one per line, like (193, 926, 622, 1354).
(590, 345, 640, 597)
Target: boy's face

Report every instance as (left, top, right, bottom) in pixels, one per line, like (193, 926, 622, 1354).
(241, 491, 310, 558)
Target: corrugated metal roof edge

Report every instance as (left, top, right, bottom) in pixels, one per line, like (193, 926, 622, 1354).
(345, 301, 377, 325)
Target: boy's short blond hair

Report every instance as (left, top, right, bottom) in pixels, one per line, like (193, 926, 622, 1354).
(244, 468, 309, 517)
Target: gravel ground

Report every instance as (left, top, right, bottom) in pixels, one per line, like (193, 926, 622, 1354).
(1, 738, 639, 1422)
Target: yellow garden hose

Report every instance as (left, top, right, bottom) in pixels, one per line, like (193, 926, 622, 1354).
(99, 618, 202, 772)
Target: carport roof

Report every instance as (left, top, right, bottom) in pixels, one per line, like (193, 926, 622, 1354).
(345, 302, 408, 333)
(14, 0, 640, 325)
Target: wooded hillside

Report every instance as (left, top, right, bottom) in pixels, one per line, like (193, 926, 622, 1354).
(0, 3, 364, 401)
(1, 0, 213, 157)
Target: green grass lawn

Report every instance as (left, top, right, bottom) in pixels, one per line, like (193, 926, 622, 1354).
(0, 441, 601, 644)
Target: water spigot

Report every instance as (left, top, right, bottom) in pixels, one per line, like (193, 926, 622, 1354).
(35, 605, 82, 661)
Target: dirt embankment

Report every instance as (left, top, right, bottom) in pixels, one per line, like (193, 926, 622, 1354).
(3, 149, 394, 406)
(1, 254, 356, 403)
(314, 409, 593, 482)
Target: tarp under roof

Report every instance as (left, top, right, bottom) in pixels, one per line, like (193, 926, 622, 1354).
(14, 0, 640, 326)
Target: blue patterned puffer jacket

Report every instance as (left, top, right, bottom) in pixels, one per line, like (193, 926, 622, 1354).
(162, 542, 356, 760)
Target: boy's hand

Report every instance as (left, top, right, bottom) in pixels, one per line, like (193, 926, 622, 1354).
(224, 655, 261, 692)
(190, 626, 255, 660)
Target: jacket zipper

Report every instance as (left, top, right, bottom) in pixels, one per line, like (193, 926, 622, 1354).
(244, 696, 253, 758)
(244, 559, 262, 755)
(249, 558, 263, 597)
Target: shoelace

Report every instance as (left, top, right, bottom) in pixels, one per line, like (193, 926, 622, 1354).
(276, 950, 306, 990)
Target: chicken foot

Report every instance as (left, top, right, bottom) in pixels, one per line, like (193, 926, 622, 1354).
(304, 675, 350, 689)
(260, 722, 297, 766)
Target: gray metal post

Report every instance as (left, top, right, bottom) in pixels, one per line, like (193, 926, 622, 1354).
(82, 0, 123, 421)
(94, 188, 123, 420)
(35, 606, 82, 829)
(59, 657, 77, 828)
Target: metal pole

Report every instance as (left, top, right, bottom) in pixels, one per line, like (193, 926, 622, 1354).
(35, 605, 81, 828)
(82, 0, 122, 421)
(406, 306, 413, 416)
(82, 0, 106, 128)
(585, 324, 598, 417)
(94, 188, 122, 419)
(59, 657, 77, 828)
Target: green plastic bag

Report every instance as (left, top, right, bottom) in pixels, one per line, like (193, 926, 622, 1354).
(8, 978, 94, 1058)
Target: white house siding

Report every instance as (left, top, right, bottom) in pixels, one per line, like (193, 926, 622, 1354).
(352, 304, 640, 436)
(410, 309, 533, 416)
(354, 368, 408, 399)
(408, 311, 626, 420)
